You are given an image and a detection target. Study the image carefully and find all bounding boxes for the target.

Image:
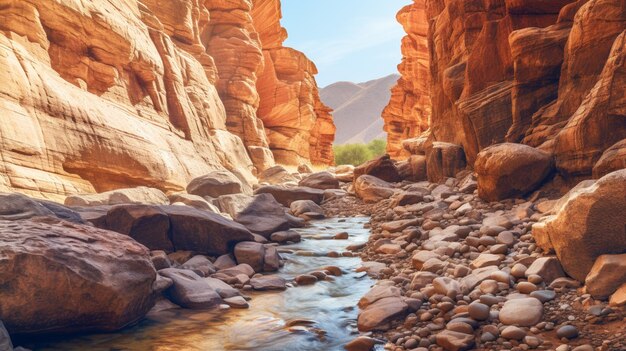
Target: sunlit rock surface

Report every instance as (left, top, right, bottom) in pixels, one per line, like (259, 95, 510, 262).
(383, 0, 626, 181)
(0, 0, 334, 201)
(252, 0, 336, 167)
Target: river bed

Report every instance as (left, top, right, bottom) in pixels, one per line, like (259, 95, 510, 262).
(25, 217, 376, 351)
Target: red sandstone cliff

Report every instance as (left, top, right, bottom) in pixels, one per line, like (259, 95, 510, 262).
(252, 0, 336, 167)
(384, 0, 625, 179)
(0, 0, 334, 201)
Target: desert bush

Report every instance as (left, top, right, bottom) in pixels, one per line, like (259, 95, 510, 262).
(334, 139, 387, 166)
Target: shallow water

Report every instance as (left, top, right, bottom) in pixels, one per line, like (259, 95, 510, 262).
(25, 217, 376, 351)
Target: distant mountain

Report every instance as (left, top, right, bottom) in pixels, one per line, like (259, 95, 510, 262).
(321, 74, 400, 145)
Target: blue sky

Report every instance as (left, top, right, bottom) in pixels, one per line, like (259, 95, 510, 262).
(281, 0, 410, 87)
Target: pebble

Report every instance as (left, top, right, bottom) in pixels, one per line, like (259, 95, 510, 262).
(501, 326, 527, 340)
(517, 281, 538, 294)
(468, 302, 490, 321)
(530, 290, 556, 302)
(556, 325, 579, 339)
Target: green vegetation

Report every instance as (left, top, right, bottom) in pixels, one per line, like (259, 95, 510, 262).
(334, 139, 387, 166)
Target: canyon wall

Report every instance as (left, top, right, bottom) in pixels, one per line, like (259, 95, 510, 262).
(252, 0, 336, 166)
(0, 0, 334, 201)
(384, 0, 626, 179)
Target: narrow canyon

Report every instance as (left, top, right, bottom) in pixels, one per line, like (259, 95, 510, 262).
(0, 1, 624, 351)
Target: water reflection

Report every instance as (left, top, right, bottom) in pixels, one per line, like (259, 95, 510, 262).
(27, 217, 374, 351)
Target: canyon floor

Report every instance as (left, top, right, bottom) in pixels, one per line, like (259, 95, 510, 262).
(0, 160, 624, 351)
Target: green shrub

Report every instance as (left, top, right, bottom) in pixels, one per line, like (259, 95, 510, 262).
(334, 139, 387, 166)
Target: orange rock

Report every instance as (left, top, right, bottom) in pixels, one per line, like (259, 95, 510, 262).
(252, 0, 336, 167)
(0, 0, 336, 201)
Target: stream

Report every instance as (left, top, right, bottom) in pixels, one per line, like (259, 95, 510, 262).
(26, 217, 377, 351)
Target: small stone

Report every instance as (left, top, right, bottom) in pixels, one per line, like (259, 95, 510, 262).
(468, 302, 490, 321)
(556, 325, 579, 340)
(517, 282, 538, 294)
(435, 330, 475, 351)
(571, 345, 594, 351)
(334, 232, 349, 240)
(295, 274, 318, 285)
(530, 290, 556, 303)
(511, 263, 528, 278)
(501, 326, 527, 340)
(447, 321, 474, 335)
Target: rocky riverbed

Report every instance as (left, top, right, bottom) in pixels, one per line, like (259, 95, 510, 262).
(0, 160, 624, 351)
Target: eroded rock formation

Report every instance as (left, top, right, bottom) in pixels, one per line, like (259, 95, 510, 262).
(384, 0, 626, 182)
(252, 0, 336, 166)
(382, 0, 431, 158)
(0, 0, 334, 202)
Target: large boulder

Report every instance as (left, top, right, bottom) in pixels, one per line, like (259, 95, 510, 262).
(254, 185, 324, 207)
(158, 268, 222, 309)
(105, 205, 173, 252)
(216, 193, 255, 218)
(475, 143, 553, 201)
(64, 187, 168, 207)
(186, 171, 247, 198)
(532, 170, 626, 281)
(354, 175, 395, 203)
(426, 142, 467, 183)
(298, 171, 339, 190)
(353, 155, 402, 183)
(0, 217, 156, 335)
(232, 194, 296, 237)
(161, 206, 254, 256)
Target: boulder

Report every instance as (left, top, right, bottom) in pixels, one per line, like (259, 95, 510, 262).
(234, 242, 265, 272)
(298, 171, 339, 190)
(64, 187, 168, 207)
(105, 205, 173, 252)
(585, 254, 626, 299)
(475, 143, 553, 201)
(353, 154, 402, 183)
(593, 139, 626, 179)
(161, 206, 254, 256)
(426, 142, 466, 183)
(397, 155, 427, 182)
(0, 193, 55, 221)
(525, 257, 565, 284)
(354, 175, 395, 203)
(254, 185, 324, 207)
(259, 166, 298, 185)
(270, 230, 301, 243)
(36, 199, 86, 224)
(357, 297, 408, 332)
(168, 193, 221, 213)
(532, 170, 626, 281)
(610, 283, 626, 307)
(186, 171, 246, 198)
(181, 256, 217, 277)
(250, 275, 287, 291)
(158, 268, 222, 309)
(0, 217, 156, 335)
(290, 200, 324, 217)
(233, 193, 294, 237)
(358, 286, 402, 309)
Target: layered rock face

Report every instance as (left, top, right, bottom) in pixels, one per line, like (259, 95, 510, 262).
(0, 0, 334, 202)
(382, 0, 431, 158)
(252, 0, 336, 166)
(384, 0, 626, 180)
